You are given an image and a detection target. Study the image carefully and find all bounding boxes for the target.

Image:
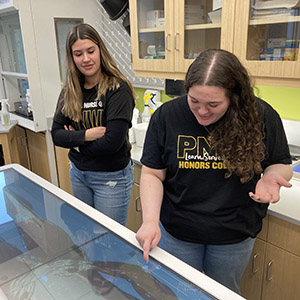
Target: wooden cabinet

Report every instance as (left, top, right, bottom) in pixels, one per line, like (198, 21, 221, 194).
(126, 163, 143, 232)
(25, 130, 51, 182)
(240, 216, 268, 300)
(240, 215, 300, 300)
(234, 0, 300, 87)
(15, 126, 51, 182)
(54, 146, 72, 194)
(15, 126, 31, 170)
(129, 0, 300, 86)
(129, 0, 235, 79)
(262, 243, 300, 300)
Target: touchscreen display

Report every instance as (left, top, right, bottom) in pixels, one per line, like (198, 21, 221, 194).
(0, 169, 218, 300)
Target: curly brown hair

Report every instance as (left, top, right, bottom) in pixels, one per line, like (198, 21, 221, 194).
(185, 49, 265, 183)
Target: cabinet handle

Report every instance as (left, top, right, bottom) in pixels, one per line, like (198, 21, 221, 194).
(166, 34, 171, 52)
(251, 253, 259, 273)
(135, 196, 142, 212)
(174, 33, 179, 51)
(266, 260, 273, 281)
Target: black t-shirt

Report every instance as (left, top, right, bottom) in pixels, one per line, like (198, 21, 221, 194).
(141, 96, 291, 245)
(51, 80, 135, 171)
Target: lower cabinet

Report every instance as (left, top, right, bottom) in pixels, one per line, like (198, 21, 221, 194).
(126, 163, 143, 232)
(240, 238, 266, 300)
(16, 125, 51, 182)
(15, 125, 30, 169)
(54, 146, 72, 194)
(262, 243, 300, 300)
(240, 215, 300, 300)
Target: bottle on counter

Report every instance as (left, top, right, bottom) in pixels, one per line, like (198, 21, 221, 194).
(0, 99, 11, 126)
(141, 104, 151, 123)
(129, 108, 139, 145)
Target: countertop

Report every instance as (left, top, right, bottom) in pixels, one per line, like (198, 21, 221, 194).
(0, 119, 18, 133)
(131, 143, 143, 164)
(131, 144, 300, 227)
(269, 178, 300, 226)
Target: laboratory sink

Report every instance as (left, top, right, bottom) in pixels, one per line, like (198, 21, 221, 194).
(289, 144, 300, 162)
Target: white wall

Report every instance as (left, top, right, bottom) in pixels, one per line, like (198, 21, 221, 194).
(15, 0, 107, 131)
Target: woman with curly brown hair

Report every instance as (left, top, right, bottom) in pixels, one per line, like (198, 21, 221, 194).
(136, 49, 293, 295)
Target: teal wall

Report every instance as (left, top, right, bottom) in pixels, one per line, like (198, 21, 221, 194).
(135, 85, 300, 122)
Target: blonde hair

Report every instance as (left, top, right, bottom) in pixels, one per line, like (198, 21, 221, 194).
(62, 23, 135, 122)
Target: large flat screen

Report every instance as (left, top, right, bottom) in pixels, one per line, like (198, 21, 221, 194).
(0, 166, 242, 300)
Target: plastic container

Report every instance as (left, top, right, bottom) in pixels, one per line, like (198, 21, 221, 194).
(133, 123, 149, 147)
(0, 99, 10, 126)
(129, 108, 140, 144)
(141, 104, 151, 123)
(283, 40, 297, 61)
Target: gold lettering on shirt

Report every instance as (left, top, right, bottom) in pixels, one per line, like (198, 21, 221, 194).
(177, 135, 226, 170)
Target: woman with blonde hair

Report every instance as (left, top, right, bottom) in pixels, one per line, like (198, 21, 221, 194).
(52, 23, 135, 226)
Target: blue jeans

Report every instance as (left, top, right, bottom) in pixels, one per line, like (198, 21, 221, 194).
(69, 161, 133, 226)
(159, 223, 255, 294)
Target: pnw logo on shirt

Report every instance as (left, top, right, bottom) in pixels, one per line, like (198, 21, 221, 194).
(177, 135, 226, 170)
(80, 101, 104, 129)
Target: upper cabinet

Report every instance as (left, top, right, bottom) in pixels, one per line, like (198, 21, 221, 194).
(234, 0, 300, 87)
(129, 0, 300, 87)
(129, 0, 235, 80)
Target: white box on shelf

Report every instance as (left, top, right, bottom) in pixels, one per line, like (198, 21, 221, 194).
(146, 18, 165, 28)
(146, 10, 164, 20)
(146, 19, 157, 28)
(157, 18, 165, 27)
(267, 38, 286, 48)
(213, 0, 222, 11)
(208, 8, 222, 23)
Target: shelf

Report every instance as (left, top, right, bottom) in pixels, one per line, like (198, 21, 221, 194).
(185, 23, 221, 30)
(139, 27, 165, 33)
(139, 22, 222, 33)
(250, 15, 300, 25)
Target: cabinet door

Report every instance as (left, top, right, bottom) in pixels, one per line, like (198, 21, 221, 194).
(54, 146, 72, 194)
(234, 0, 300, 86)
(240, 238, 266, 300)
(26, 130, 51, 182)
(175, 0, 236, 73)
(262, 243, 300, 300)
(267, 215, 300, 257)
(126, 183, 143, 232)
(15, 125, 31, 170)
(129, 0, 174, 77)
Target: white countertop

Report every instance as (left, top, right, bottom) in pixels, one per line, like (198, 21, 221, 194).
(269, 178, 300, 226)
(0, 119, 18, 133)
(131, 145, 300, 226)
